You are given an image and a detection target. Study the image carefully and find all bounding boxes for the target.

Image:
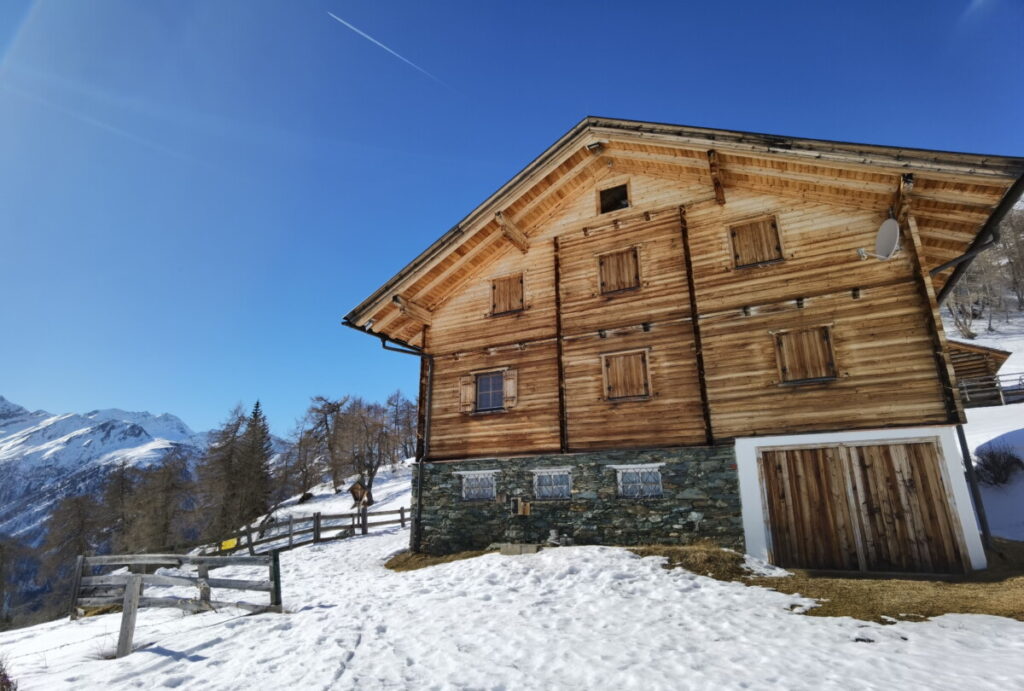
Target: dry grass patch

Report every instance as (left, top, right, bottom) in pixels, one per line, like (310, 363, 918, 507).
(630, 541, 749, 581)
(639, 538, 1024, 623)
(384, 549, 489, 572)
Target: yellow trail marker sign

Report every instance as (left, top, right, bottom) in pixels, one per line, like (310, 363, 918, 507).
(220, 537, 238, 551)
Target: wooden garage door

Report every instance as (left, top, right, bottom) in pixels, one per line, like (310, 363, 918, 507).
(758, 440, 966, 573)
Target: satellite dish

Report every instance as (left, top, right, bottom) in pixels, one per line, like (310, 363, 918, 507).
(857, 218, 901, 261)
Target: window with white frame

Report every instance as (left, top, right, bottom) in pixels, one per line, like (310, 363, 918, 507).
(455, 470, 499, 501)
(532, 467, 572, 500)
(612, 463, 664, 498)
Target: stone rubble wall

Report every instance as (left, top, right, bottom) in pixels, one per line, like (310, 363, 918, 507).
(411, 445, 744, 555)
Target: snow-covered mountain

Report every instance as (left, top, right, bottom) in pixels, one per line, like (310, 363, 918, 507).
(0, 396, 206, 545)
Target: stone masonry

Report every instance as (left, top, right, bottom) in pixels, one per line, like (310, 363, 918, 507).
(411, 445, 743, 555)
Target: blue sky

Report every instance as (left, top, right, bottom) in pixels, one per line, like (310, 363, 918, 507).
(0, 0, 1021, 435)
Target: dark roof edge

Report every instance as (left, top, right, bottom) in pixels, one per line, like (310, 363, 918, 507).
(947, 340, 1014, 358)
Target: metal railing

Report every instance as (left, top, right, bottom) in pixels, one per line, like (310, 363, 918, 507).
(958, 371, 1024, 407)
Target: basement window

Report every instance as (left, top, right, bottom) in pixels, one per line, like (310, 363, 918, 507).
(456, 470, 499, 501)
(532, 468, 572, 500)
(460, 368, 518, 413)
(602, 349, 651, 401)
(612, 463, 664, 499)
(599, 184, 630, 214)
(774, 326, 837, 385)
(598, 247, 641, 295)
(730, 216, 783, 268)
(491, 273, 524, 316)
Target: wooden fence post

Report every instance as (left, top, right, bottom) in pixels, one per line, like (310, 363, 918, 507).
(313, 513, 322, 543)
(360, 506, 368, 535)
(116, 575, 143, 658)
(288, 515, 294, 548)
(270, 550, 282, 611)
(68, 555, 85, 620)
(246, 527, 256, 556)
(400, 506, 406, 528)
(197, 564, 210, 606)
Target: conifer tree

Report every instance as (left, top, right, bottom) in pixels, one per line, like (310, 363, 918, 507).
(195, 406, 247, 540)
(100, 460, 138, 552)
(39, 494, 103, 600)
(236, 400, 273, 524)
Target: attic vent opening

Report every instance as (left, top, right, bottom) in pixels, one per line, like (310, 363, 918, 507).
(599, 184, 630, 214)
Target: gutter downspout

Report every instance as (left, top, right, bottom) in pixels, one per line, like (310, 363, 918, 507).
(341, 319, 433, 552)
(934, 173, 1024, 304)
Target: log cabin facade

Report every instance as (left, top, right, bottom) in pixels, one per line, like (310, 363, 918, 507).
(345, 117, 1024, 573)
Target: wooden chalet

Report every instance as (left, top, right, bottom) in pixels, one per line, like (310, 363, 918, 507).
(345, 117, 1024, 574)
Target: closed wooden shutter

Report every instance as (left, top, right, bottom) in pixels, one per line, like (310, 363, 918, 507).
(492, 274, 524, 315)
(598, 247, 640, 294)
(459, 375, 476, 412)
(731, 216, 783, 268)
(775, 327, 836, 384)
(502, 368, 518, 409)
(604, 351, 649, 400)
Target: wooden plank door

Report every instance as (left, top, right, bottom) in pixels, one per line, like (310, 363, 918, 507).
(759, 440, 966, 574)
(844, 441, 965, 574)
(759, 447, 860, 570)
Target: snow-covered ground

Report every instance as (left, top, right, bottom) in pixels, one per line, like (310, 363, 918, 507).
(3, 468, 1024, 690)
(963, 402, 1024, 541)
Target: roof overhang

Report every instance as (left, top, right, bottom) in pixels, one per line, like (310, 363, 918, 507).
(345, 116, 1024, 347)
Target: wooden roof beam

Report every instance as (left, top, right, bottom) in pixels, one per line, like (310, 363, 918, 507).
(392, 294, 432, 326)
(893, 173, 914, 223)
(495, 211, 530, 253)
(707, 149, 726, 205)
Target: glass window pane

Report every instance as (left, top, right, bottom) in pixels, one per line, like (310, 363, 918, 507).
(475, 372, 504, 411)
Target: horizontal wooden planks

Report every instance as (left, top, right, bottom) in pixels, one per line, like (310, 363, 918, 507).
(558, 209, 691, 334)
(701, 281, 950, 438)
(686, 192, 917, 312)
(428, 341, 560, 459)
(562, 323, 706, 450)
(427, 239, 557, 355)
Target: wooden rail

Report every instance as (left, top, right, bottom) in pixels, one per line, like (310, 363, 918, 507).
(69, 552, 282, 658)
(209, 506, 409, 557)
(958, 371, 1024, 408)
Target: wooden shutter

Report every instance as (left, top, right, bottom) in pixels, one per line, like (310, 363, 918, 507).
(775, 327, 836, 384)
(599, 247, 640, 294)
(730, 216, 783, 268)
(459, 375, 476, 412)
(502, 368, 518, 409)
(492, 274, 524, 315)
(604, 351, 649, 400)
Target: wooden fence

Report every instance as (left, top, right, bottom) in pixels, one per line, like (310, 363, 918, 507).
(69, 553, 282, 658)
(209, 507, 410, 556)
(958, 371, 1024, 408)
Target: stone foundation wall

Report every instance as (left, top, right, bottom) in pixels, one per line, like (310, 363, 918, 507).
(411, 445, 743, 555)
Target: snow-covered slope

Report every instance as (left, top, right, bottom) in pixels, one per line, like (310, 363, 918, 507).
(0, 396, 204, 545)
(963, 402, 1024, 541)
(2, 468, 1023, 690)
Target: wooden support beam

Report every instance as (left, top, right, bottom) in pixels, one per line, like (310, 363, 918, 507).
(553, 237, 569, 453)
(392, 294, 432, 326)
(495, 211, 530, 253)
(893, 173, 914, 223)
(905, 214, 965, 424)
(678, 206, 715, 445)
(707, 150, 726, 205)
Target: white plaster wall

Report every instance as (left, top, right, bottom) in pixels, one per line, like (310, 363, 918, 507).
(734, 426, 987, 571)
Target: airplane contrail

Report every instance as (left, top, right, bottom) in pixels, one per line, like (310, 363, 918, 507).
(327, 11, 447, 88)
